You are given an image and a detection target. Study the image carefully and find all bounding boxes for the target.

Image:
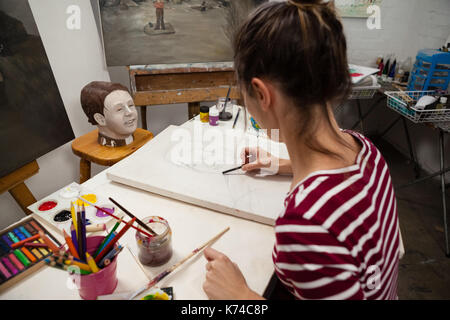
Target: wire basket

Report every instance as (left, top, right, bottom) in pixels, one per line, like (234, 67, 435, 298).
(349, 85, 381, 100)
(435, 121, 450, 133)
(385, 90, 450, 123)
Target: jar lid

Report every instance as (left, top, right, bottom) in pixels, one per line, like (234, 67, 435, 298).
(200, 106, 210, 113)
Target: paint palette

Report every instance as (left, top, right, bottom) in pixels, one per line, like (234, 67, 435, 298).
(27, 182, 123, 235)
(0, 216, 61, 292)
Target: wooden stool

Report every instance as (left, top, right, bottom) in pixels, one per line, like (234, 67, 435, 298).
(0, 161, 39, 215)
(71, 128, 154, 183)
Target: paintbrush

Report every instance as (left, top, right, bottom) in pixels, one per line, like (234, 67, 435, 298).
(219, 85, 232, 118)
(232, 108, 241, 129)
(76, 196, 154, 238)
(128, 227, 230, 300)
(222, 165, 243, 175)
(108, 197, 157, 236)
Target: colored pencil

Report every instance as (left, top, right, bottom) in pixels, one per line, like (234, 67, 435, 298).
(108, 197, 157, 236)
(95, 218, 136, 263)
(98, 245, 123, 268)
(76, 206, 83, 259)
(70, 202, 77, 238)
(64, 259, 92, 272)
(86, 253, 99, 273)
(11, 234, 41, 249)
(63, 229, 80, 260)
(70, 223, 78, 253)
(38, 231, 59, 253)
(94, 232, 117, 259)
(128, 227, 230, 300)
(86, 224, 107, 233)
(81, 204, 87, 261)
(94, 220, 121, 258)
(222, 165, 243, 175)
(232, 108, 241, 129)
(76, 196, 154, 238)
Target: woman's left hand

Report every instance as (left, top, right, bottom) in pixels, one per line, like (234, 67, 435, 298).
(203, 247, 262, 300)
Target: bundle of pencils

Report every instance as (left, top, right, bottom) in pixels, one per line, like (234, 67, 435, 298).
(44, 202, 130, 275)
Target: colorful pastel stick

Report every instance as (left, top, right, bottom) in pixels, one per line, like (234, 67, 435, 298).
(14, 229, 26, 240)
(0, 261, 12, 279)
(94, 220, 121, 258)
(36, 240, 49, 255)
(30, 221, 43, 233)
(31, 248, 43, 259)
(24, 242, 48, 248)
(2, 235, 13, 247)
(98, 245, 123, 268)
(21, 247, 37, 263)
(95, 218, 135, 263)
(1, 257, 18, 275)
(24, 224, 35, 235)
(14, 249, 30, 267)
(38, 231, 59, 253)
(8, 253, 24, 271)
(63, 229, 80, 260)
(19, 226, 32, 238)
(0, 239, 10, 252)
(11, 234, 41, 249)
(8, 232, 19, 243)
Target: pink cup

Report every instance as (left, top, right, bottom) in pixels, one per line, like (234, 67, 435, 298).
(70, 236, 118, 300)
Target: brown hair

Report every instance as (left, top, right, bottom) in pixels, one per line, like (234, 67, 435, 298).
(80, 81, 130, 125)
(234, 0, 353, 156)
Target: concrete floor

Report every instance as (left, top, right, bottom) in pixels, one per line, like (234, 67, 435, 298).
(373, 137, 450, 299)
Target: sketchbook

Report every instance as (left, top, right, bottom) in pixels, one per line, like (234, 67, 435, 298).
(106, 125, 292, 226)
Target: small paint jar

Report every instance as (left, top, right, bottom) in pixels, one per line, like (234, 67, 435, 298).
(200, 106, 210, 123)
(135, 216, 173, 267)
(209, 106, 219, 126)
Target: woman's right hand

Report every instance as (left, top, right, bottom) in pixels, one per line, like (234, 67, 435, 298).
(240, 147, 292, 175)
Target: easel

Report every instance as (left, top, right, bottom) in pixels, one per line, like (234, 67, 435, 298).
(128, 63, 241, 130)
(0, 161, 38, 215)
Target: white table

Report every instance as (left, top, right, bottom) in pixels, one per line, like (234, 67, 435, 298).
(0, 111, 281, 300)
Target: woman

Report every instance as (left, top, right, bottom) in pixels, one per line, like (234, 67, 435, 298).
(202, 0, 400, 300)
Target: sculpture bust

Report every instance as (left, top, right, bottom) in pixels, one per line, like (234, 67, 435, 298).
(80, 81, 138, 147)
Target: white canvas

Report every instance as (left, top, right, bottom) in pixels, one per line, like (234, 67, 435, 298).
(107, 124, 292, 225)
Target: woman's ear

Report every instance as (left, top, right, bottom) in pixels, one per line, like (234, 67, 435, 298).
(250, 78, 272, 112)
(93, 113, 106, 126)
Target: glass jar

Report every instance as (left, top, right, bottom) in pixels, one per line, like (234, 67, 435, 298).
(135, 216, 173, 267)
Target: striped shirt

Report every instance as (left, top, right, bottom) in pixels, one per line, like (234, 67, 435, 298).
(273, 131, 400, 300)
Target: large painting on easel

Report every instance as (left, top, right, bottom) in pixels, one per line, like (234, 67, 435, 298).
(0, 0, 74, 178)
(98, 0, 267, 66)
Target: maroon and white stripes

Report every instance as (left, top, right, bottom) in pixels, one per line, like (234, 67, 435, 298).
(273, 131, 399, 300)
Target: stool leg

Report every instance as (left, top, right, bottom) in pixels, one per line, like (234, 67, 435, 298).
(8, 182, 36, 215)
(80, 159, 91, 184)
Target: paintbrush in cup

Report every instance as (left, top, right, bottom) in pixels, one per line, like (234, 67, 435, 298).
(108, 197, 157, 236)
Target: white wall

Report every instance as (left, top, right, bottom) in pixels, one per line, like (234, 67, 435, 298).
(0, 0, 110, 229)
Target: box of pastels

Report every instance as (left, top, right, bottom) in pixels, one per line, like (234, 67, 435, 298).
(27, 182, 124, 235)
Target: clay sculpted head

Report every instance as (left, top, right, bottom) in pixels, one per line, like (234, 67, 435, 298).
(81, 81, 138, 147)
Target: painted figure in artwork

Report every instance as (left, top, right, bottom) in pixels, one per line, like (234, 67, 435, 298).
(80, 81, 138, 147)
(154, 0, 165, 30)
